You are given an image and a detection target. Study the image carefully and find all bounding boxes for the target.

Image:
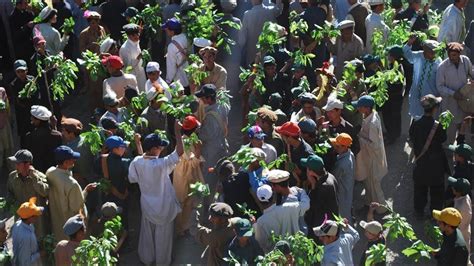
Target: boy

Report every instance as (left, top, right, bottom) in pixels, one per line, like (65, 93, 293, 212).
(359, 202, 386, 266)
(329, 133, 355, 222)
(448, 177, 472, 254)
(227, 218, 263, 263)
(119, 23, 146, 90)
(353, 95, 387, 213)
(54, 215, 86, 265)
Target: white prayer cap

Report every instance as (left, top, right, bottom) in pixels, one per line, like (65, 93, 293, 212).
(100, 38, 115, 54)
(38, 6, 57, 21)
(146, 62, 160, 73)
(30, 105, 52, 121)
(338, 20, 355, 30)
(322, 98, 344, 111)
(193, 37, 212, 48)
(367, 0, 384, 5)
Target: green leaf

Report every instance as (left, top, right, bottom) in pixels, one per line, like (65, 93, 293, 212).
(188, 181, 211, 197)
(365, 243, 387, 266)
(60, 17, 75, 35)
(439, 110, 454, 130)
(424, 221, 443, 248)
(257, 22, 287, 54)
(401, 240, 434, 262)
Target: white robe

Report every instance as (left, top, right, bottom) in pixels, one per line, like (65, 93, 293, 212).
(120, 39, 147, 91)
(128, 151, 182, 265)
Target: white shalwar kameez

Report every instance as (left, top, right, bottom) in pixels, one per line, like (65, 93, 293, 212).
(128, 150, 182, 265)
(120, 39, 147, 91)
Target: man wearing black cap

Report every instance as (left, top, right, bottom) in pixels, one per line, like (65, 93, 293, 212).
(409, 94, 450, 219)
(128, 121, 184, 265)
(99, 95, 126, 127)
(7, 149, 49, 239)
(196, 84, 229, 206)
(120, 23, 146, 90)
(190, 202, 235, 266)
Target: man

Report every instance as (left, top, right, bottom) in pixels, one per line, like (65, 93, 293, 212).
(12, 197, 43, 266)
(256, 107, 285, 156)
(437, 42, 472, 144)
(54, 215, 86, 266)
(365, 0, 389, 54)
(99, 95, 126, 127)
(239, 0, 282, 65)
(144, 61, 172, 100)
(327, 20, 364, 80)
(258, 56, 291, 113)
(346, 0, 370, 45)
(227, 218, 263, 263)
(120, 23, 146, 90)
(438, 0, 469, 43)
(298, 118, 318, 146)
(322, 98, 360, 170)
(140, 90, 172, 143)
(409, 95, 449, 218)
(196, 46, 227, 93)
(102, 55, 138, 99)
(359, 203, 386, 266)
(98, 0, 127, 41)
(276, 121, 315, 184)
(9, 0, 34, 61)
(9, 59, 34, 146)
(35, 6, 70, 56)
(403, 37, 442, 121)
(25, 105, 62, 173)
(128, 129, 184, 265)
(196, 84, 229, 201)
(448, 177, 471, 254)
(290, 92, 322, 124)
(267, 169, 310, 233)
(353, 95, 387, 213)
(163, 18, 189, 91)
(7, 149, 49, 240)
(449, 142, 474, 184)
(244, 125, 277, 164)
(395, 0, 429, 32)
(61, 118, 94, 185)
(329, 133, 355, 222)
(314, 219, 360, 265)
(301, 154, 339, 241)
(191, 202, 235, 265)
(432, 207, 469, 265)
(253, 184, 306, 252)
(47, 146, 94, 241)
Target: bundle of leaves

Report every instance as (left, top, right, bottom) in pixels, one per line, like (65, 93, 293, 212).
(370, 29, 386, 59)
(257, 22, 287, 54)
(265, 154, 288, 170)
(366, 61, 405, 107)
(439, 110, 454, 130)
(97, 178, 112, 193)
(18, 77, 39, 99)
(160, 95, 195, 120)
(60, 17, 75, 35)
(45, 55, 79, 101)
(77, 50, 107, 81)
(401, 240, 435, 262)
(290, 49, 316, 67)
(229, 146, 257, 169)
(177, 0, 240, 54)
(141, 49, 152, 68)
(236, 202, 257, 218)
(188, 181, 211, 198)
(183, 132, 201, 152)
(185, 54, 210, 86)
(73, 216, 122, 265)
(289, 14, 308, 38)
(365, 243, 387, 266)
(217, 89, 232, 111)
(240, 109, 258, 133)
(386, 20, 411, 47)
(81, 124, 105, 154)
(424, 221, 443, 248)
(271, 231, 324, 265)
(382, 206, 417, 242)
(131, 4, 162, 41)
(255, 249, 287, 265)
(310, 21, 340, 46)
(239, 64, 266, 95)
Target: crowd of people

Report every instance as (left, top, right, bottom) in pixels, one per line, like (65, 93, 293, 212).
(0, 0, 473, 264)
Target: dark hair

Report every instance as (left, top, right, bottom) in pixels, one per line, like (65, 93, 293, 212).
(171, 28, 183, 35)
(423, 105, 438, 114)
(370, 4, 382, 11)
(315, 168, 326, 177)
(261, 196, 274, 206)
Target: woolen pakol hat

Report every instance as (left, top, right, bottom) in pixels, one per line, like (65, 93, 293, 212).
(250, 147, 266, 161)
(422, 40, 439, 51)
(359, 220, 383, 235)
(30, 105, 52, 121)
(267, 169, 290, 183)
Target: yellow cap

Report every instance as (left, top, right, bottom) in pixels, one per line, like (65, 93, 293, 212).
(432, 207, 462, 227)
(17, 197, 43, 219)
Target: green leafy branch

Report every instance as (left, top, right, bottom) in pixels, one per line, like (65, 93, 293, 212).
(365, 243, 387, 266)
(217, 89, 232, 111)
(183, 132, 201, 152)
(45, 55, 79, 101)
(40, 234, 56, 265)
(241, 109, 258, 133)
(185, 54, 209, 86)
(401, 240, 435, 262)
(310, 21, 340, 46)
(257, 22, 287, 54)
(229, 146, 257, 169)
(97, 178, 112, 193)
(236, 202, 257, 218)
(271, 231, 323, 265)
(239, 64, 266, 95)
(60, 17, 75, 35)
(424, 221, 443, 248)
(382, 205, 417, 242)
(366, 61, 405, 107)
(80, 124, 105, 154)
(78, 50, 107, 81)
(439, 110, 454, 130)
(141, 49, 152, 68)
(131, 4, 162, 41)
(266, 154, 288, 170)
(188, 181, 210, 197)
(255, 249, 287, 265)
(290, 49, 315, 67)
(160, 95, 194, 120)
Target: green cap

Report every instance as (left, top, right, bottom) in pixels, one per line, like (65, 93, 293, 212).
(234, 218, 253, 237)
(448, 176, 471, 196)
(449, 143, 473, 159)
(291, 87, 304, 99)
(300, 155, 324, 171)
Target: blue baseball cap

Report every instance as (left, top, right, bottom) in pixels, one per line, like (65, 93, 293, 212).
(105, 136, 127, 149)
(352, 95, 375, 109)
(55, 145, 80, 162)
(161, 18, 181, 31)
(248, 125, 266, 140)
(143, 133, 170, 151)
(298, 118, 317, 134)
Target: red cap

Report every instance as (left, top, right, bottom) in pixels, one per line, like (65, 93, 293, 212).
(101, 55, 124, 69)
(275, 121, 301, 137)
(33, 36, 46, 46)
(182, 115, 201, 130)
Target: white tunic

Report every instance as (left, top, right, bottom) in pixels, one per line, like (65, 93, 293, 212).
(365, 12, 389, 54)
(166, 33, 189, 87)
(119, 39, 147, 91)
(145, 77, 172, 100)
(438, 4, 466, 43)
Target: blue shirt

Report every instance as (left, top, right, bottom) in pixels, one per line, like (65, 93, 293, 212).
(248, 167, 268, 193)
(332, 150, 355, 222)
(322, 225, 360, 265)
(12, 220, 40, 266)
